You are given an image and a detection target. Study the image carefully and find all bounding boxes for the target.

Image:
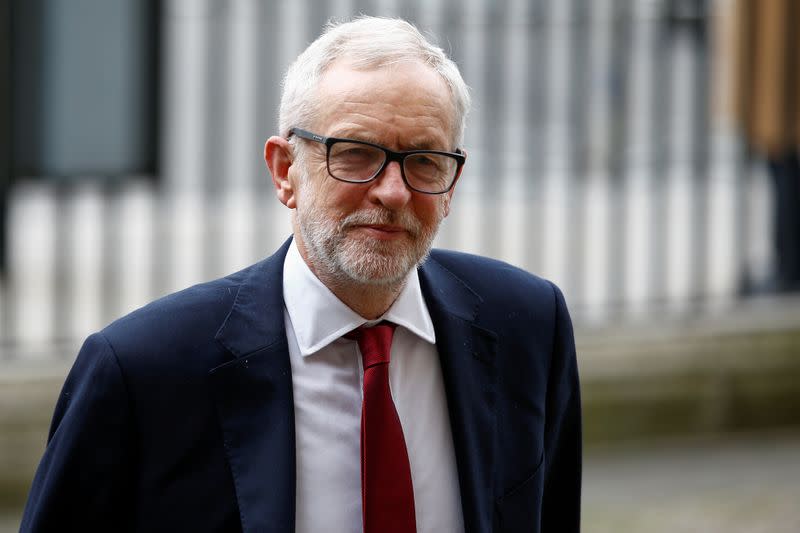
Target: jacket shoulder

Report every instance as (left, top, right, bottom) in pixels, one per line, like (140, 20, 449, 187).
(97, 261, 264, 369)
(427, 248, 558, 303)
(425, 248, 570, 336)
(105, 271, 242, 338)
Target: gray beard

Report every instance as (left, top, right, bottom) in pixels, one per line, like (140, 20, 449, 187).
(295, 184, 443, 287)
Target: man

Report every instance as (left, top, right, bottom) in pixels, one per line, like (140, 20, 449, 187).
(22, 16, 580, 533)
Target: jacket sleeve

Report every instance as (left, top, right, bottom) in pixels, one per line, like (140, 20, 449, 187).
(20, 332, 136, 532)
(541, 282, 582, 532)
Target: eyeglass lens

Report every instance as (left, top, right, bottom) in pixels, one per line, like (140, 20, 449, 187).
(328, 141, 457, 193)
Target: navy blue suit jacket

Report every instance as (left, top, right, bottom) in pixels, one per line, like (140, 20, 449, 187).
(21, 239, 581, 532)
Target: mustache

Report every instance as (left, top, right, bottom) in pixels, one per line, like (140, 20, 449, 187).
(340, 209, 422, 237)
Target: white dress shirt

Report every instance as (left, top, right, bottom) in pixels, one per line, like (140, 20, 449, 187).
(283, 241, 464, 533)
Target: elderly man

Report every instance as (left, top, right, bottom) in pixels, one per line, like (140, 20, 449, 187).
(22, 16, 580, 533)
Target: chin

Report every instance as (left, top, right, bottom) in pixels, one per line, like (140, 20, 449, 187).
(334, 238, 426, 286)
(337, 251, 415, 286)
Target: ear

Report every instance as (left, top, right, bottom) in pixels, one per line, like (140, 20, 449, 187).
(265, 136, 297, 209)
(442, 149, 466, 218)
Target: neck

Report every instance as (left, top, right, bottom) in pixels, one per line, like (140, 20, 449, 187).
(320, 275, 405, 320)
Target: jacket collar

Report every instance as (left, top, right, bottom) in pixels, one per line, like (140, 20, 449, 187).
(214, 238, 292, 358)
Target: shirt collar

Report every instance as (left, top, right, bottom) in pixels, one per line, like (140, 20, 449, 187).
(282, 240, 436, 357)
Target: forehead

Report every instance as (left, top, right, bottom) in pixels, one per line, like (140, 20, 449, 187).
(312, 60, 456, 149)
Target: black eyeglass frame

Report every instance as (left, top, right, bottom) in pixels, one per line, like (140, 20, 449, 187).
(289, 127, 466, 195)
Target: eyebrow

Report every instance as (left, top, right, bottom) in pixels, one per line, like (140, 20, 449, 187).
(405, 138, 448, 150)
(325, 129, 378, 144)
(331, 131, 449, 151)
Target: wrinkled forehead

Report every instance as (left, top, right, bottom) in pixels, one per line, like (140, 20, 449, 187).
(312, 58, 459, 145)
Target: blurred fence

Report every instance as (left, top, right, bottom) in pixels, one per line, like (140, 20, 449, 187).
(0, 0, 776, 357)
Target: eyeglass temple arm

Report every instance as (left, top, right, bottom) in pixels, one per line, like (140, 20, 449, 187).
(288, 128, 327, 144)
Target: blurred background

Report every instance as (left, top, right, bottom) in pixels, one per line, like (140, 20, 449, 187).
(1, 0, 799, 530)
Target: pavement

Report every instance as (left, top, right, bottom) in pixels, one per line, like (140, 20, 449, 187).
(583, 431, 800, 533)
(4, 431, 799, 532)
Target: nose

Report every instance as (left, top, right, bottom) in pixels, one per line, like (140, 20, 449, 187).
(367, 160, 412, 210)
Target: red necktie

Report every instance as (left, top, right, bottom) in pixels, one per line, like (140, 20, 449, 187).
(347, 323, 417, 533)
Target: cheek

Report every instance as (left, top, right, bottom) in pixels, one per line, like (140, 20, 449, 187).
(303, 177, 366, 216)
(414, 196, 448, 224)
(295, 164, 334, 205)
(325, 180, 374, 211)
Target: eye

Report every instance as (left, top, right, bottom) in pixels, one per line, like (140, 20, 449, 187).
(407, 153, 446, 173)
(330, 142, 382, 163)
(340, 147, 372, 159)
(415, 155, 439, 167)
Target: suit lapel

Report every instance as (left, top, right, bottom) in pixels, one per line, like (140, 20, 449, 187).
(420, 257, 498, 533)
(209, 239, 296, 533)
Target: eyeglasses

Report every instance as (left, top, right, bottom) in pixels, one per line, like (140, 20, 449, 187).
(289, 127, 465, 194)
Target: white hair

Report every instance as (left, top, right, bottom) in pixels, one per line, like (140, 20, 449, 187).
(279, 16, 471, 148)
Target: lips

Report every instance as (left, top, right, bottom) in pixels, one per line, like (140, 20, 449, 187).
(340, 210, 421, 238)
(351, 224, 409, 240)
(360, 224, 405, 233)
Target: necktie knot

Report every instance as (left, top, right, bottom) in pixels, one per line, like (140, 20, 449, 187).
(346, 322, 397, 369)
